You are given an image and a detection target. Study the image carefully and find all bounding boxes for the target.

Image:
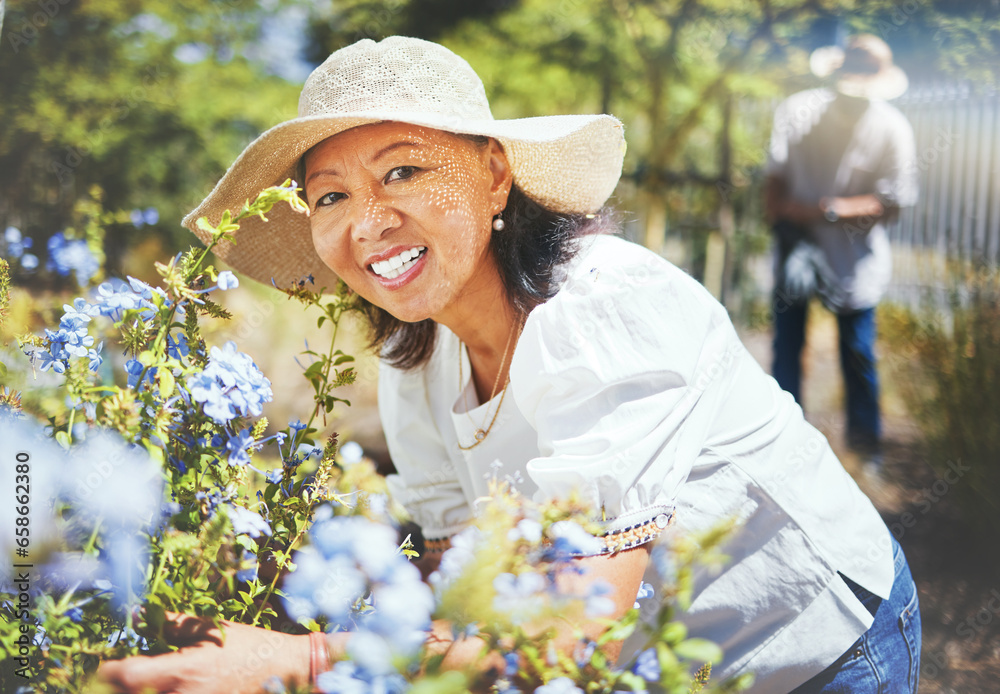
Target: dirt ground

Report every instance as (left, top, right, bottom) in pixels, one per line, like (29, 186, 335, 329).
(738, 309, 1000, 694)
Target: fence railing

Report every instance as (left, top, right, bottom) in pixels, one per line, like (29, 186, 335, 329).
(887, 84, 1000, 303)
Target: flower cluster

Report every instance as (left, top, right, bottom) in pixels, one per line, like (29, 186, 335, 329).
(3, 225, 38, 270)
(38, 300, 101, 374)
(2, 419, 163, 617)
(284, 510, 433, 691)
(188, 341, 273, 424)
(47, 231, 101, 286)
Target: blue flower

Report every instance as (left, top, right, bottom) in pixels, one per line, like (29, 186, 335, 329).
(429, 526, 481, 592)
(91, 280, 157, 321)
(534, 677, 584, 694)
(224, 429, 255, 467)
(38, 349, 67, 373)
(166, 332, 189, 359)
(47, 232, 100, 286)
(493, 571, 547, 624)
(285, 513, 432, 663)
(226, 504, 272, 539)
(61, 430, 163, 532)
(130, 207, 159, 228)
(235, 549, 259, 582)
(125, 359, 156, 390)
(547, 521, 603, 558)
(188, 342, 272, 425)
(62, 298, 95, 324)
(217, 271, 239, 290)
(20, 253, 39, 270)
(632, 647, 660, 682)
(634, 581, 655, 609)
(105, 530, 149, 613)
(87, 342, 104, 372)
(315, 661, 408, 694)
(4, 227, 30, 260)
(283, 549, 366, 624)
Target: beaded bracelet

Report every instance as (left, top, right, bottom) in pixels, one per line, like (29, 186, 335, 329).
(309, 631, 331, 688)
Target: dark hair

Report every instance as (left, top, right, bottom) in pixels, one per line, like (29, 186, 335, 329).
(364, 178, 614, 370)
(297, 131, 615, 369)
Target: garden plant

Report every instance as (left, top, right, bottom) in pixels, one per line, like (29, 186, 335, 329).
(0, 185, 748, 694)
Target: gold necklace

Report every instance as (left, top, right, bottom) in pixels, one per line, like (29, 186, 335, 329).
(457, 321, 520, 451)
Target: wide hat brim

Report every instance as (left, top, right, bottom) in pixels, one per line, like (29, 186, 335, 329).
(809, 45, 908, 101)
(182, 111, 625, 291)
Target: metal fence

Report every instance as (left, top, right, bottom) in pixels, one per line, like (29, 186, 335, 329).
(887, 84, 1000, 303)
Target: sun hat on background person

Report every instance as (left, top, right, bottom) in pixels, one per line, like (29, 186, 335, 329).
(809, 33, 909, 101)
(182, 35, 626, 290)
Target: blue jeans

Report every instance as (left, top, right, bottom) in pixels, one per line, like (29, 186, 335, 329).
(772, 300, 881, 450)
(791, 537, 922, 693)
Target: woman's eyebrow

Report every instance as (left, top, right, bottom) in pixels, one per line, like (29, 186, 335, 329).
(305, 141, 425, 184)
(371, 140, 422, 162)
(306, 167, 341, 184)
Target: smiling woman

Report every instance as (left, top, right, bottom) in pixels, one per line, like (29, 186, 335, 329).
(98, 36, 921, 694)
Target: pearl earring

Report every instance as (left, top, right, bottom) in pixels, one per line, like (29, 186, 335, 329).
(492, 215, 505, 231)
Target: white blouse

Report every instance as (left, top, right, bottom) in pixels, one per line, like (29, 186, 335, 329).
(379, 234, 894, 693)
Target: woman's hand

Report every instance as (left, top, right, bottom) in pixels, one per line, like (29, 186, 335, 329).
(97, 612, 312, 694)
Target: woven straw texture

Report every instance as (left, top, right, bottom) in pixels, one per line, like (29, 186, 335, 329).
(183, 36, 626, 290)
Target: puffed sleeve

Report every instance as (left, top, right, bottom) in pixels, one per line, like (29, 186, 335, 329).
(509, 237, 741, 539)
(379, 357, 473, 541)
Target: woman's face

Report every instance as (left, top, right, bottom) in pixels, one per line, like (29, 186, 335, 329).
(304, 122, 511, 325)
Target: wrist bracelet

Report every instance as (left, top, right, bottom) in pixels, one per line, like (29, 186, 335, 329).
(309, 631, 331, 688)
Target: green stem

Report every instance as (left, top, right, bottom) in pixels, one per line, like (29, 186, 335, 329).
(66, 407, 76, 445)
(305, 304, 343, 431)
(84, 520, 102, 554)
(148, 549, 169, 599)
(250, 526, 308, 627)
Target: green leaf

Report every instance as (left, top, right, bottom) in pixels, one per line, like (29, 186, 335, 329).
(659, 620, 687, 645)
(597, 607, 639, 645)
(674, 638, 722, 664)
(55, 430, 71, 449)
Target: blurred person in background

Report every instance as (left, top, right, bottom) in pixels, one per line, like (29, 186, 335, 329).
(764, 34, 918, 466)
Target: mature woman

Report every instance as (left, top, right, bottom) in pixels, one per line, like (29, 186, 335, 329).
(100, 36, 920, 694)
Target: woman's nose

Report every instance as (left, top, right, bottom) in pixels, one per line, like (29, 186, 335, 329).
(349, 187, 402, 242)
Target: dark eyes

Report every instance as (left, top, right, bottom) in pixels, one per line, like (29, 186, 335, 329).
(313, 166, 419, 208)
(316, 192, 347, 207)
(385, 165, 418, 182)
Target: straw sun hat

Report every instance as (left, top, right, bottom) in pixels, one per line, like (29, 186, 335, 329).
(809, 34, 908, 101)
(183, 35, 626, 290)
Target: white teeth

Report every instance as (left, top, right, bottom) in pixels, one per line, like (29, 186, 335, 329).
(371, 246, 425, 279)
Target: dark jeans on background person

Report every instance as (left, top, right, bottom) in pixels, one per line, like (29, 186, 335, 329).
(772, 299, 881, 451)
(791, 536, 921, 693)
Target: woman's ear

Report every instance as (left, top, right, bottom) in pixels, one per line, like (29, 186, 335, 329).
(486, 138, 513, 207)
